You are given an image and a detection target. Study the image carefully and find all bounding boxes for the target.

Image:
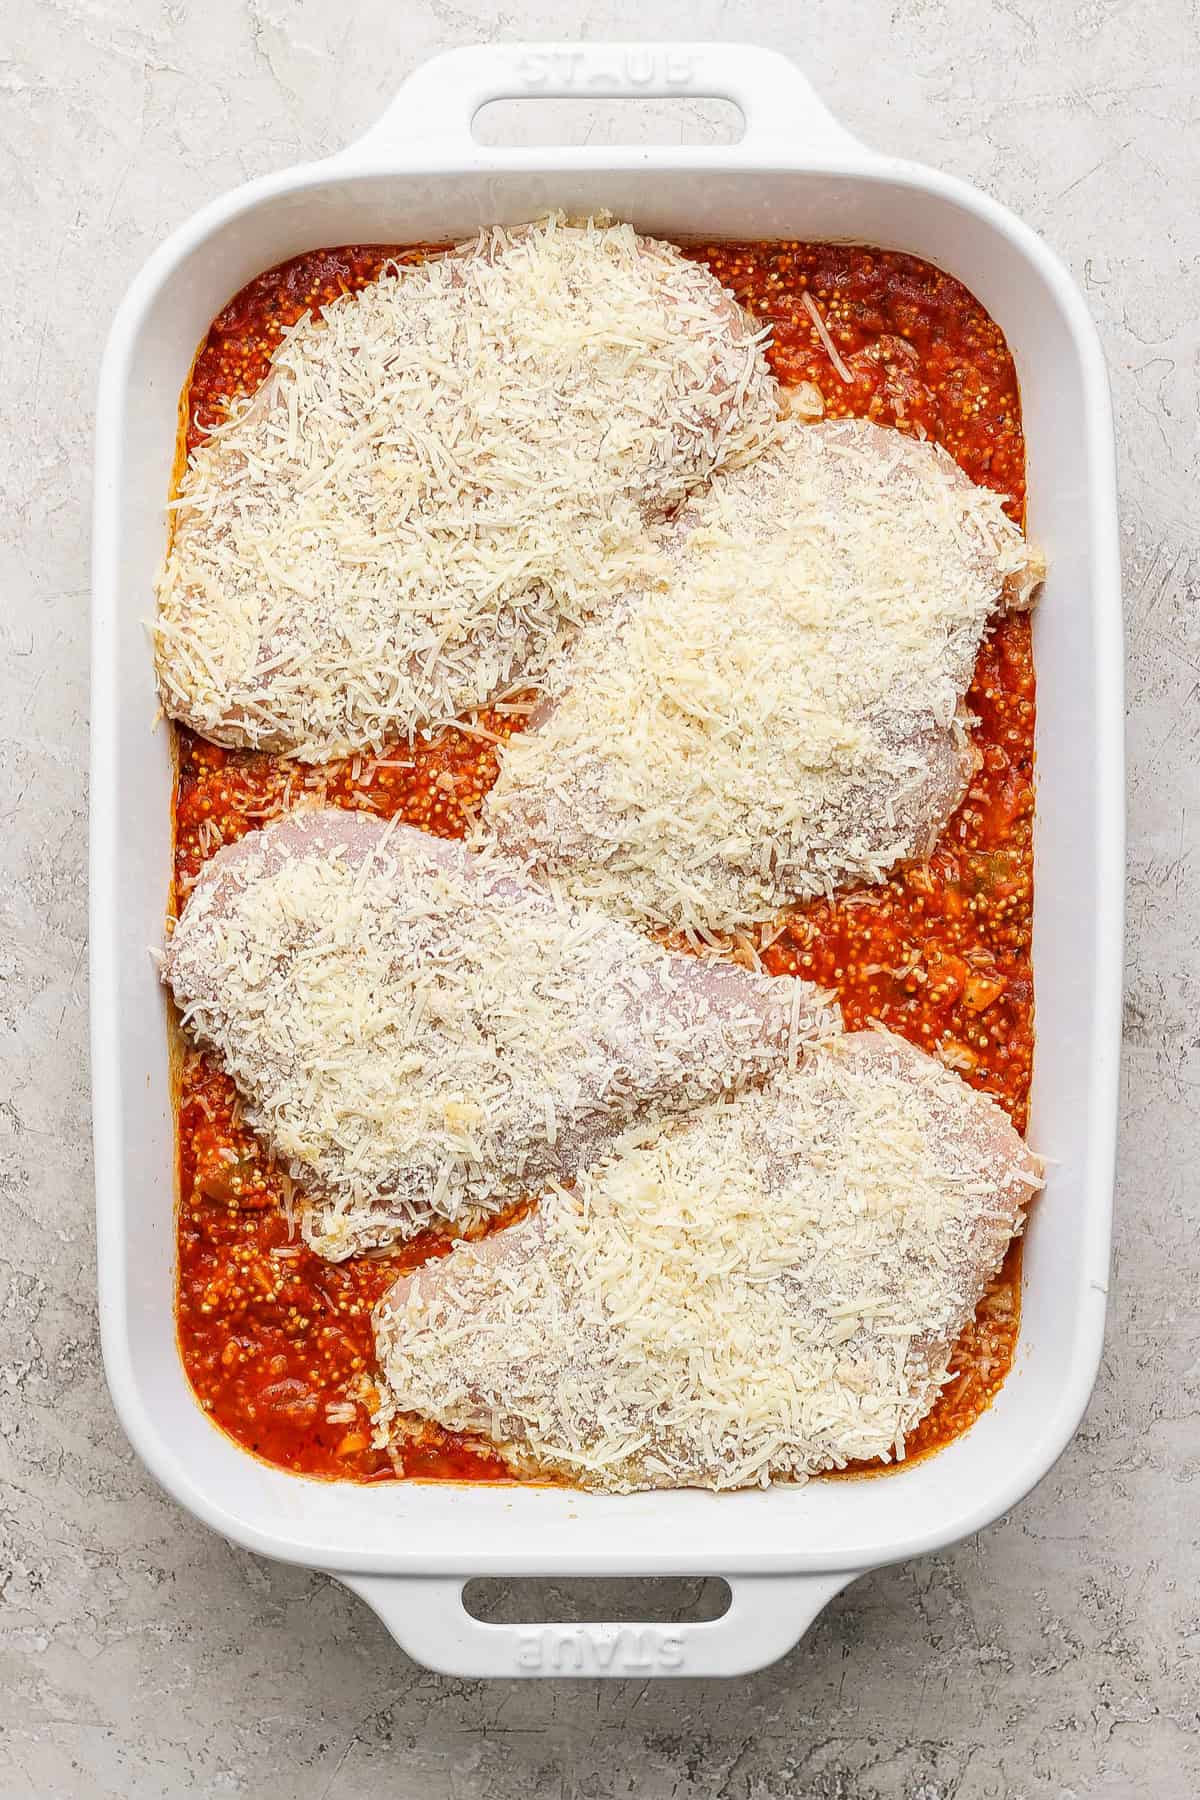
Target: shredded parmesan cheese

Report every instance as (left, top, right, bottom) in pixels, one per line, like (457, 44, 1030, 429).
(482, 418, 1044, 933)
(155, 214, 779, 761)
(159, 810, 838, 1258)
(373, 1031, 1041, 1492)
(801, 291, 855, 385)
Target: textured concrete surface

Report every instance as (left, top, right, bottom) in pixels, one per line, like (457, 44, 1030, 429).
(1, 1, 1197, 1794)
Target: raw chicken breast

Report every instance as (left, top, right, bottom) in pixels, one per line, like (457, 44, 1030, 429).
(154, 214, 779, 761)
(161, 811, 837, 1257)
(482, 418, 1044, 934)
(374, 1031, 1040, 1491)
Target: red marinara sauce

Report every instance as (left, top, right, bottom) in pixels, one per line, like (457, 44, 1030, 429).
(172, 239, 1035, 1481)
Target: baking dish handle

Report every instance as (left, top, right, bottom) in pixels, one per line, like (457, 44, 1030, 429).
(337, 1569, 862, 1679)
(340, 42, 865, 162)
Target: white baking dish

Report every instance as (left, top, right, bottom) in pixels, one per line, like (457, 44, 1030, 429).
(91, 41, 1123, 1679)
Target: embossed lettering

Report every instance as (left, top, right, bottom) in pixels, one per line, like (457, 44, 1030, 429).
(514, 1629, 544, 1671)
(663, 51, 695, 87)
(619, 1628, 656, 1673)
(549, 1632, 586, 1674)
(511, 1623, 691, 1674)
(589, 1632, 622, 1671)
(516, 47, 697, 94)
(625, 49, 657, 88)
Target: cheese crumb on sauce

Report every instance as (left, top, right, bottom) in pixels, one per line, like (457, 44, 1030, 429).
(160, 810, 838, 1258)
(482, 418, 1044, 936)
(155, 214, 779, 762)
(373, 1031, 1042, 1492)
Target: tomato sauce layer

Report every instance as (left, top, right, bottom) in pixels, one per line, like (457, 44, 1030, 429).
(173, 239, 1035, 1481)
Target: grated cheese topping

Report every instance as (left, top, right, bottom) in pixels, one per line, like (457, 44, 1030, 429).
(481, 417, 1045, 934)
(160, 810, 838, 1258)
(154, 214, 779, 761)
(373, 1030, 1042, 1492)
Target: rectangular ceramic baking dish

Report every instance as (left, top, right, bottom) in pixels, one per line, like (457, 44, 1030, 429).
(91, 41, 1123, 1679)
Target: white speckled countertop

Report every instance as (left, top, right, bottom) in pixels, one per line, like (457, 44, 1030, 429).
(2, 2, 1197, 1794)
